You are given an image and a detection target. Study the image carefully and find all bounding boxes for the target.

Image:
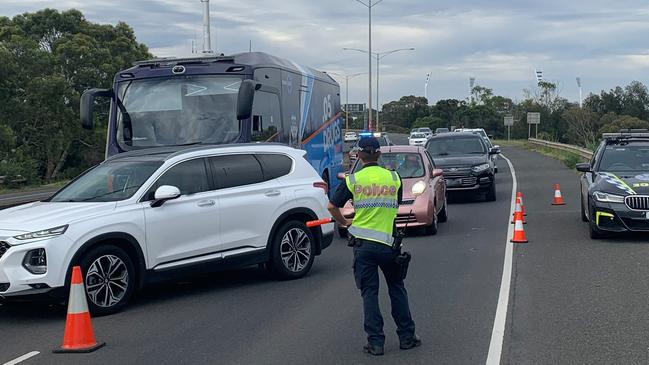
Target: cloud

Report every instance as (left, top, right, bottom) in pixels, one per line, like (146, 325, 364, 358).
(1, 0, 649, 105)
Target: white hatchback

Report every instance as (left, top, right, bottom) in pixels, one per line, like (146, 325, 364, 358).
(409, 133, 428, 146)
(0, 144, 333, 315)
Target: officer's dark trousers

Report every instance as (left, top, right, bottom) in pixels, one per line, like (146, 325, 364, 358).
(353, 240, 416, 346)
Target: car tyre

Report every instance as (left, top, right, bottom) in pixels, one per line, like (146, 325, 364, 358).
(485, 182, 497, 202)
(78, 245, 136, 316)
(580, 194, 588, 222)
(589, 219, 604, 239)
(437, 199, 448, 223)
(423, 212, 438, 235)
(268, 220, 315, 280)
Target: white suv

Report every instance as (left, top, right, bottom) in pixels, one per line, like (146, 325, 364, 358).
(0, 144, 333, 315)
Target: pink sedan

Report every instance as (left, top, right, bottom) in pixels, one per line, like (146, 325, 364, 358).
(337, 146, 448, 237)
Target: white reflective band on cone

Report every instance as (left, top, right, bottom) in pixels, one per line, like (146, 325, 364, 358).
(67, 283, 90, 315)
(555, 190, 562, 197)
(514, 220, 524, 230)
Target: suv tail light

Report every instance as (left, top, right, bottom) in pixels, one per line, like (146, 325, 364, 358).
(313, 182, 328, 194)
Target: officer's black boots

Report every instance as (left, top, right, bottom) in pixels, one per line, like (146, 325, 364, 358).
(400, 335, 422, 350)
(363, 344, 385, 356)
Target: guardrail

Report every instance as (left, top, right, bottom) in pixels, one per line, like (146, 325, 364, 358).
(528, 138, 593, 160)
(0, 189, 57, 209)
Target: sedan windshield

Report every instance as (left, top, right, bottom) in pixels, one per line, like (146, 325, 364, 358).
(354, 153, 425, 179)
(427, 137, 486, 156)
(599, 145, 649, 172)
(51, 161, 162, 202)
(411, 133, 426, 139)
(116, 75, 242, 148)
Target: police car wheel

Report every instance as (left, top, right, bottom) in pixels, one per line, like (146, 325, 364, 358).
(269, 220, 315, 280)
(580, 194, 588, 222)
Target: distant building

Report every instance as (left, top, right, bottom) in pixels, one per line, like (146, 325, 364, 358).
(343, 103, 366, 113)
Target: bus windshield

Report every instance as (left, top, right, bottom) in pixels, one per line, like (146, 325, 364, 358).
(116, 75, 242, 148)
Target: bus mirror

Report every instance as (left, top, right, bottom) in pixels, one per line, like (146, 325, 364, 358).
(80, 88, 111, 129)
(237, 80, 259, 121)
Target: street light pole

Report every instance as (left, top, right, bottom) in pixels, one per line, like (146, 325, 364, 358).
(576, 77, 583, 108)
(343, 46, 414, 131)
(325, 71, 366, 130)
(354, 0, 384, 130)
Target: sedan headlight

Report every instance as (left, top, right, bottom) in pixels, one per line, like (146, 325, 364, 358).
(411, 180, 427, 196)
(593, 191, 625, 203)
(14, 225, 68, 241)
(472, 163, 490, 173)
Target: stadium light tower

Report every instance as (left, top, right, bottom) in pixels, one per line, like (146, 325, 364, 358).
(576, 77, 583, 108)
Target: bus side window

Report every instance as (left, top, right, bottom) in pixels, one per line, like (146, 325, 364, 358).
(251, 91, 281, 142)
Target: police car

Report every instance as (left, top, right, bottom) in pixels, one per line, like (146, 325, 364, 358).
(577, 130, 649, 238)
(348, 132, 393, 164)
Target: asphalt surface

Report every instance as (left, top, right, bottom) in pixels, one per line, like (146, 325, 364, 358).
(502, 146, 649, 365)
(0, 140, 512, 365)
(5, 143, 648, 364)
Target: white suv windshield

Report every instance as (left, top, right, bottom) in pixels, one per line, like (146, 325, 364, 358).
(116, 76, 242, 148)
(51, 161, 162, 202)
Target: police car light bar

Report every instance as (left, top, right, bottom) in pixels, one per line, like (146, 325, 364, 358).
(603, 129, 649, 140)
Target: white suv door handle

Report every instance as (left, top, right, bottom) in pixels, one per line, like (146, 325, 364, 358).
(264, 190, 281, 197)
(197, 200, 215, 207)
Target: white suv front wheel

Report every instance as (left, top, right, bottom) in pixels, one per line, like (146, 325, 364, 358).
(268, 220, 315, 280)
(78, 245, 135, 316)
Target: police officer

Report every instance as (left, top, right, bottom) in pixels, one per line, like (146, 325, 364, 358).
(328, 136, 421, 356)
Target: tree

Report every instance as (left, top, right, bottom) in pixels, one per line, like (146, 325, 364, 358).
(0, 9, 151, 183)
(599, 115, 649, 134)
(380, 96, 429, 129)
(563, 108, 599, 148)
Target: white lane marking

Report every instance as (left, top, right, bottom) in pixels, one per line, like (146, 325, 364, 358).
(3, 351, 40, 365)
(486, 154, 517, 365)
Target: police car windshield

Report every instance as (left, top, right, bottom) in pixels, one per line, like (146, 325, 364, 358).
(354, 153, 425, 179)
(599, 144, 649, 172)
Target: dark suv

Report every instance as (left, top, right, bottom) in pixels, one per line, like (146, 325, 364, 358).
(426, 132, 499, 201)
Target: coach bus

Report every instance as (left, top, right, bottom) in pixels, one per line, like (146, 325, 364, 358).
(80, 52, 344, 192)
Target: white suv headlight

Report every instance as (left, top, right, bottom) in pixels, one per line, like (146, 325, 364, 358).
(14, 225, 69, 241)
(593, 191, 625, 203)
(472, 163, 490, 173)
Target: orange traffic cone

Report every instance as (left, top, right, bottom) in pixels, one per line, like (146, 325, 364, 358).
(53, 266, 105, 353)
(511, 217, 528, 243)
(552, 184, 566, 205)
(517, 191, 527, 216)
(511, 197, 527, 224)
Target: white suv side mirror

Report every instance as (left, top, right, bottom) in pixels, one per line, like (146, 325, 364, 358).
(151, 185, 181, 207)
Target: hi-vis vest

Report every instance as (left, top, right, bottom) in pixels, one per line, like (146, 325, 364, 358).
(345, 166, 401, 246)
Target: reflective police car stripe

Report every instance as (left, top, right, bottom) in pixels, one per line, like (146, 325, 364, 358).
(600, 172, 636, 195)
(348, 226, 394, 245)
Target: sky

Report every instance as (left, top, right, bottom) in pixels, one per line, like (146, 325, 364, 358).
(2, 0, 649, 108)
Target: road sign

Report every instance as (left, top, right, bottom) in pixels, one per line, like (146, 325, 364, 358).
(504, 117, 514, 126)
(527, 112, 540, 125)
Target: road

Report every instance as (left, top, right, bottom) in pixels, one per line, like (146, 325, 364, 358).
(3, 144, 649, 364)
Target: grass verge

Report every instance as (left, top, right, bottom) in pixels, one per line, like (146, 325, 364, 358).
(0, 180, 69, 195)
(493, 139, 588, 169)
